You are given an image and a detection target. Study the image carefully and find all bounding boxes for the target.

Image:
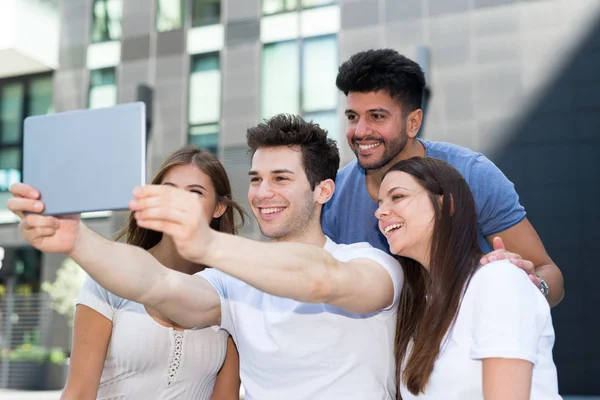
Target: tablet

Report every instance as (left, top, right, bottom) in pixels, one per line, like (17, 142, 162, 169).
(23, 102, 146, 215)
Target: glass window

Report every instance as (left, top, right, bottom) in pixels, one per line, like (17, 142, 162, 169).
(0, 82, 24, 145)
(189, 124, 219, 155)
(192, 0, 221, 27)
(261, 41, 300, 119)
(189, 54, 221, 125)
(88, 68, 117, 109)
(188, 54, 221, 155)
(263, 0, 297, 15)
(301, 0, 335, 8)
(0, 74, 53, 194)
(261, 36, 338, 139)
(304, 110, 338, 141)
(302, 35, 337, 113)
(157, 0, 183, 32)
(28, 76, 54, 117)
(91, 0, 123, 43)
(263, 0, 335, 15)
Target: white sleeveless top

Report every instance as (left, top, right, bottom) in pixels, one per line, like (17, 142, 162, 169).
(76, 277, 229, 400)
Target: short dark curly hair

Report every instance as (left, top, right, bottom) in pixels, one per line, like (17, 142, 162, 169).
(336, 48, 426, 114)
(246, 114, 340, 189)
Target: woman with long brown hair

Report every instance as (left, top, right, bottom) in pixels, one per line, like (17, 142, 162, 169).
(375, 157, 560, 399)
(61, 146, 245, 400)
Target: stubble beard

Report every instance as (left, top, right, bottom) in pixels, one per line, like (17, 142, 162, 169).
(352, 121, 409, 171)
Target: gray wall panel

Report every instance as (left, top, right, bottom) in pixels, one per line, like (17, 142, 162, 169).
(341, 0, 380, 29)
(225, 0, 260, 21)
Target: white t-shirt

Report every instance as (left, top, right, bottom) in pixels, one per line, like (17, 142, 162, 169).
(76, 277, 229, 400)
(199, 237, 404, 400)
(400, 260, 561, 400)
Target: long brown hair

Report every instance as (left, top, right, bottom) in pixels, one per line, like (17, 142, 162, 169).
(115, 145, 246, 249)
(386, 157, 483, 397)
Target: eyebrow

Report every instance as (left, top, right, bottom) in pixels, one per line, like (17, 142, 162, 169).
(163, 182, 207, 191)
(248, 169, 295, 176)
(344, 108, 391, 115)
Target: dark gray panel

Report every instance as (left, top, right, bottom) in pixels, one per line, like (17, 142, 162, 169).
(59, 45, 87, 69)
(157, 29, 186, 57)
(474, 0, 517, 8)
(385, 0, 423, 23)
(121, 35, 151, 62)
(341, 0, 380, 29)
(225, 19, 260, 47)
(428, 0, 469, 17)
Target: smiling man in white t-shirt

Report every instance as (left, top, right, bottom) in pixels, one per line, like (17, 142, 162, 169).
(9, 114, 403, 400)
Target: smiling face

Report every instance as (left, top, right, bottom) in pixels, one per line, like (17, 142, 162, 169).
(345, 90, 410, 171)
(160, 163, 224, 223)
(375, 170, 436, 264)
(248, 146, 320, 241)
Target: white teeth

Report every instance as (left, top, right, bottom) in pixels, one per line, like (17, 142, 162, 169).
(384, 223, 403, 234)
(260, 207, 285, 214)
(358, 142, 382, 150)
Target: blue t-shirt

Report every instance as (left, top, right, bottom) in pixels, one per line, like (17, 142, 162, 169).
(322, 139, 526, 254)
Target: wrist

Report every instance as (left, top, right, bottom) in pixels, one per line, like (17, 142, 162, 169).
(67, 221, 87, 259)
(200, 230, 227, 268)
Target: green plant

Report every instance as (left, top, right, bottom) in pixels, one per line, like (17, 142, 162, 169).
(41, 257, 88, 326)
(0, 329, 67, 365)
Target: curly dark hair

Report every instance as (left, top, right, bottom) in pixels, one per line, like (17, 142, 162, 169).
(336, 48, 426, 114)
(246, 114, 340, 189)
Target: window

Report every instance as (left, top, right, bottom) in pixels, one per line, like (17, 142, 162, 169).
(88, 68, 117, 109)
(0, 74, 53, 198)
(157, 0, 183, 32)
(188, 53, 221, 155)
(263, 0, 335, 15)
(91, 0, 123, 43)
(192, 0, 221, 27)
(261, 35, 339, 140)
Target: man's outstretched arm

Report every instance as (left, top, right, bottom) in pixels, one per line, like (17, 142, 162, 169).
(7, 182, 221, 329)
(132, 185, 402, 315)
(71, 224, 221, 328)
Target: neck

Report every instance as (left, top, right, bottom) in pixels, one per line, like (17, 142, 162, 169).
(149, 237, 206, 275)
(364, 138, 426, 200)
(271, 215, 328, 248)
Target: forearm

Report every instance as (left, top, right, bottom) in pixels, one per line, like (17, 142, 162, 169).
(535, 262, 564, 307)
(202, 232, 335, 303)
(69, 222, 168, 307)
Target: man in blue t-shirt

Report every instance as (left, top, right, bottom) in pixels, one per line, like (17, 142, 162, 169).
(322, 49, 564, 307)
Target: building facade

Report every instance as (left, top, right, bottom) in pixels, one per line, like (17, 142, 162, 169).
(0, 0, 598, 394)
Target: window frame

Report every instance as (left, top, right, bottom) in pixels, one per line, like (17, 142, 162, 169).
(87, 67, 118, 109)
(260, 34, 339, 139)
(91, 0, 123, 44)
(187, 51, 222, 156)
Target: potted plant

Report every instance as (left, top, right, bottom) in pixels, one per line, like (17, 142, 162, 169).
(0, 329, 68, 390)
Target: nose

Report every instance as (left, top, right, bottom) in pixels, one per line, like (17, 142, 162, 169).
(255, 180, 274, 200)
(374, 203, 390, 220)
(353, 117, 371, 139)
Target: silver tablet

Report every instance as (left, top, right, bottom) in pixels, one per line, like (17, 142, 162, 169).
(23, 102, 146, 215)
